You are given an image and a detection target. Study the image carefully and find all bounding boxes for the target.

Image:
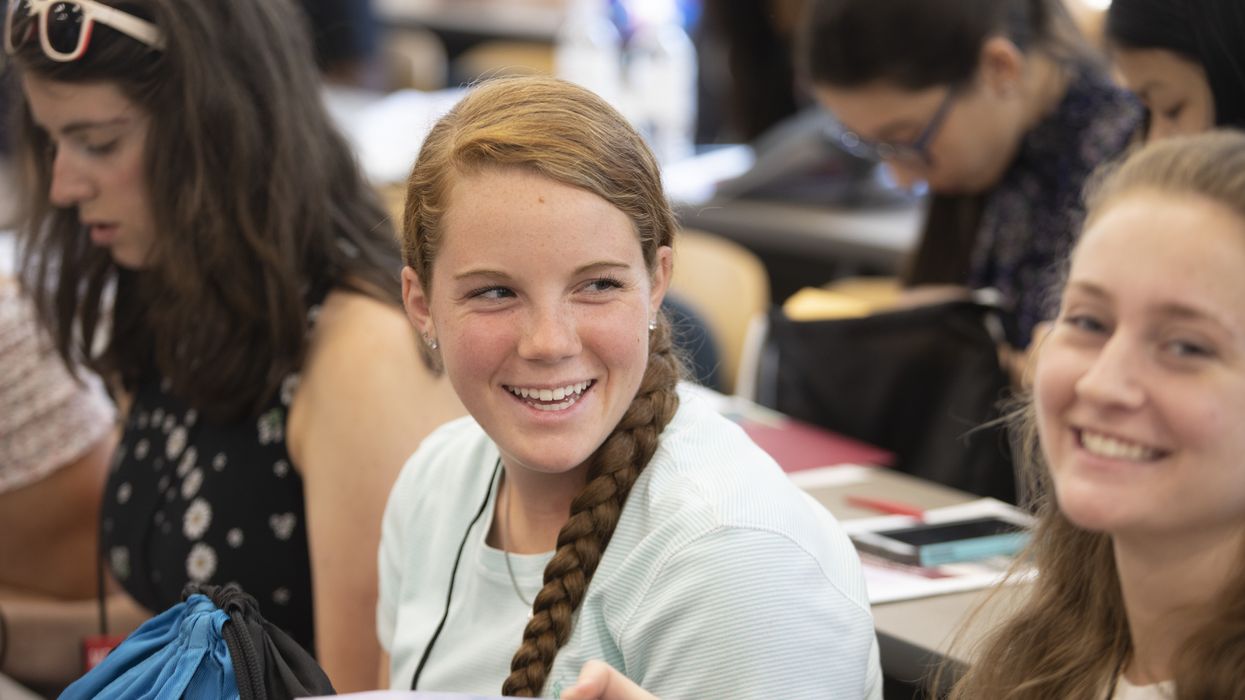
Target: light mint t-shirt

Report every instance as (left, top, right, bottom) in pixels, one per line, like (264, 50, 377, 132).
(378, 385, 882, 699)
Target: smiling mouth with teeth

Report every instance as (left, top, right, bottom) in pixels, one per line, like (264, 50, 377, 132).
(1076, 429, 1167, 462)
(505, 380, 594, 411)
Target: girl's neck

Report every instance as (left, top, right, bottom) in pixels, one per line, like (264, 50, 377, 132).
(1113, 526, 1244, 684)
(487, 464, 587, 554)
(1019, 54, 1070, 132)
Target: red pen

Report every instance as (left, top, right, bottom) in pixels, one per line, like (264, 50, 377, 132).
(845, 495, 925, 520)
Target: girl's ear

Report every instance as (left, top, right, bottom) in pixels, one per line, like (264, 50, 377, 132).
(649, 245, 674, 318)
(979, 36, 1025, 98)
(401, 266, 433, 337)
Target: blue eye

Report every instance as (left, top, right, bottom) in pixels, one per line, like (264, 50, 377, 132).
(1164, 339, 1213, 359)
(585, 277, 624, 292)
(1063, 313, 1107, 334)
(468, 286, 515, 300)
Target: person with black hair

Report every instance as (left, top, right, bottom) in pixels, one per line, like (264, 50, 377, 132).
(1106, 0, 1245, 141)
(800, 0, 1142, 350)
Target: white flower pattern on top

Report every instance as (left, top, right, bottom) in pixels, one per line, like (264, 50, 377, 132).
(177, 447, 197, 477)
(269, 513, 297, 540)
(183, 498, 212, 540)
(102, 299, 322, 651)
(166, 426, 187, 459)
(280, 375, 299, 406)
(181, 468, 204, 500)
(257, 409, 284, 445)
(186, 542, 217, 582)
(110, 546, 130, 580)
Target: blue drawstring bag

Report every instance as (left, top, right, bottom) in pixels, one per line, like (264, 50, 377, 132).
(61, 595, 237, 699)
(60, 585, 334, 700)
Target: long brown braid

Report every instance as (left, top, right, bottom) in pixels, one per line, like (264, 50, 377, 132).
(501, 315, 681, 696)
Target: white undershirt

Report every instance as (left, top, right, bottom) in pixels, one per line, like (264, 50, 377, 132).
(1112, 675, 1176, 700)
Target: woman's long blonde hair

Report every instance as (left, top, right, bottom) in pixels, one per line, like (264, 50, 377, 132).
(401, 75, 682, 697)
(946, 130, 1245, 699)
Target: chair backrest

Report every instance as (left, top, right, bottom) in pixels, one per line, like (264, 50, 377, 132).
(671, 228, 771, 394)
(755, 300, 1018, 502)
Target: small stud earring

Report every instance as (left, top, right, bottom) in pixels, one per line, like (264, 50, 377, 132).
(648, 318, 657, 332)
(425, 334, 438, 351)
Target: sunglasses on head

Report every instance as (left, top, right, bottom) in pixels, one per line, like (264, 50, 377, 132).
(5, 0, 165, 62)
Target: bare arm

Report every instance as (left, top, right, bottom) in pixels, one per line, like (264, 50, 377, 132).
(0, 586, 150, 689)
(0, 432, 116, 599)
(288, 291, 463, 692)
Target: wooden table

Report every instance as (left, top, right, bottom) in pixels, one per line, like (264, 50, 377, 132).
(801, 466, 1029, 686)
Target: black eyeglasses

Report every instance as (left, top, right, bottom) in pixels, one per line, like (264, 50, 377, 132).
(833, 86, 959, 169)
(5, 0, 165, 62)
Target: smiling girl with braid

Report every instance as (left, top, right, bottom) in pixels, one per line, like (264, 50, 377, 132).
(377, 75, 882, 699)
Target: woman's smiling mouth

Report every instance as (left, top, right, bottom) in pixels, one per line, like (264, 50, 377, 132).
(505, 380, 595, 411)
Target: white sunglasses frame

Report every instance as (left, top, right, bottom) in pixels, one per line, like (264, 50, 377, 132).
(5, 0, 165, 62)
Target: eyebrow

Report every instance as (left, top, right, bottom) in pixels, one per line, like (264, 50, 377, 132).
(58, 117, 132, 136)
(1067, 280, 1236, 335)
(452, 260, 634, 282)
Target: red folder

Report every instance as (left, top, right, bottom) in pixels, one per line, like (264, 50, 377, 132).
(726, 405, 894, 472)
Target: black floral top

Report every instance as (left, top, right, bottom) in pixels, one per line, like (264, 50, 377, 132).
(968, 65, 1143, 346)
(101, 306, 323, 653)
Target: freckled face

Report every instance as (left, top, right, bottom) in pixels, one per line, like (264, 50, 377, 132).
(403, 168, 671, 481)
(22, 75, 156, 269)
(1035, 192, 1245, 545)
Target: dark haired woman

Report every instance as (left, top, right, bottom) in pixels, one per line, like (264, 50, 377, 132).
(1106, 0, 1245, 141)
(379, 75, 882, 699)
(801, 0, 1142, 349)
(2, 0, 461, 690)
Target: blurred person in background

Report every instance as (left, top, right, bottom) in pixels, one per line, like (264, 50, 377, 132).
(801, 0, 1142, 353)
(1105, 0, 1245, 142)
(2, 0, 461, 690)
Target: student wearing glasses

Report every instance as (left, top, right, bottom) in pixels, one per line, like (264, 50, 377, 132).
(0, 0, 461, 691)
(800, 0, 1142, 350)
(1105, 0, 1245, 142)
(378, 75, 882, 699)
(945, 130, 1245, 700)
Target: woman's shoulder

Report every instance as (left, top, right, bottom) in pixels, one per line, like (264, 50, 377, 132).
(389, 414, 493, 504)
(625, 385, 851, 561)
(1068, 68, 1144, 155)
(646, 385, 793, 505)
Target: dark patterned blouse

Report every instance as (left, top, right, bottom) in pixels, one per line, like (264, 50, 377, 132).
(100, 306, 323, 653)
(906, 63, 1145, 346)
(967, 65, 1143, 346)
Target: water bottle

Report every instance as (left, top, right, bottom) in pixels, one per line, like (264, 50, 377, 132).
(556, 0, 624, 110)
(625, 0, 697, 164)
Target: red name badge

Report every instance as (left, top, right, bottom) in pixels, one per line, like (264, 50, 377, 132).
(83, 634, 126, 673)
